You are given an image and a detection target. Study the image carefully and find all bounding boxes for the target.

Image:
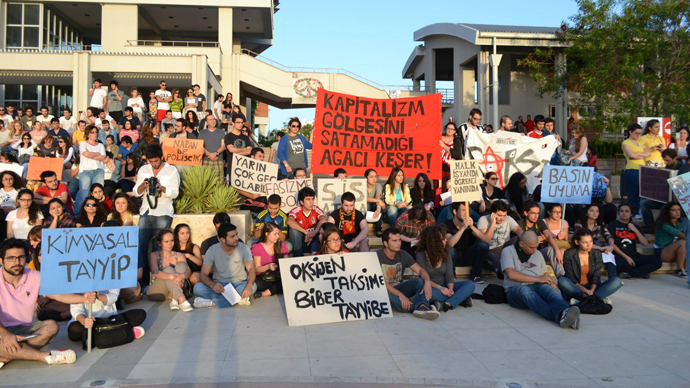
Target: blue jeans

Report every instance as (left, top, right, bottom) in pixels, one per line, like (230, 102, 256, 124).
(430, 281, 475, 309)
(193, 280, 257, 308)
(75, 168, 104, 212)
(449, 241, 490, 278)
(506, 283, 569, 323)
(138, 214, 173, 286)
(288, 228, 320, 257)
(386, 206, 407, 228)
(557, 276, 622, 300)
(640, 198, 663, 229)
(623, 169, 640, 214)
(388, 277, 432, 313)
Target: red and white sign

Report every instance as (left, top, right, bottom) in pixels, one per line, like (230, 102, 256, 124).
(637, 117, 672, 146)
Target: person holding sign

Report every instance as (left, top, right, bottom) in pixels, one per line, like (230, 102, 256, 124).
(327, 191, 369, 252)
(252, 222, 288, 299)
(655, 201, 687, 278)
(287, 187, 327, 257)
(277, 118, 312, 179)
(147, 229, 194, 312)
(0, 239, 94, 367)
(608, 203, 661, 279)
(383, 167, 412, 228)
(444, 202, 489, 284)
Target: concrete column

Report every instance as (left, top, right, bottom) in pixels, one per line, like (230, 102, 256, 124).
(412, 79, 420, 92)
(555, 52, 568, 139)
(450, 49, 462, 123)
(423, 48, 436, 93)
(72, 52, 91, 112)
(477, 51, 490, 120)
(100, 4, 137, 51)
(218, 7, 239, 98)
(0, 0, 6, 50)
(191, 54, 209, 101)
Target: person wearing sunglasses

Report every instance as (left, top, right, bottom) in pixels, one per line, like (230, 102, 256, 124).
(169, 88, 184, 119)
(481, 171, 504, 211)
(75, 196, 107, 228)
(277, 117, 312, 179)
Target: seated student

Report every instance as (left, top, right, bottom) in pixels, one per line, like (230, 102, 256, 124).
(383, 167, 412, 227)
(377, 228, 440, 320)
(102, 151, 121, 198)
(288, 187, 327, 257)
(100, 219, 142, 308)
(107, 193, 137, 226)
(200, 212, 231, 258)
(477, 200, 523, 278)
(7, 189, 43, 239)
(292, 167, 307, 180)
(334, 168, 347, 179)
(118, 135, 136, 163)
(90, 183, 113, 213)
(655, 201, 687, 277)
(173, 223, 202, 285)
(609, 203, 662, 279)
(501, 231, 581, 329)
(481, 172, 505, 212)
(639, 149, 682, 233)
(317, 227, 348, 255)
(28, 243, 71, 322)
(33, 170, 74, 214)
(518, 201, 565, 276)
(415, 226, 475, 311)
(67, 288, 146, 346)
(193, 223, 257, 308)
(411, 173, 435, 212)
(119, 153, 139, 196)
(573, 204, 616, 276)
(503, 172, 529, 221)
(0, 171, 22, 240)
(75, 196, 107, 227)
(252, 222, 289, 299)
(26, 226, 42, 255)
(396, 202, 435, 257)
(544, 203, 570, 253)
(327, 191, 369, 252)
(565, 172, 617, 228)
(560, 228, 622, 304)
(251, 194, 289, 247)
(0, 238, 95, 367)
(147, 229, 193, 312)
(444, 202, 489, 284)
(45, 198, 76, 229)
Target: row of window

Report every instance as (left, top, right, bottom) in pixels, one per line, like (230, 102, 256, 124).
(5, 2, 82, 50)
(4, 84, 72, 115)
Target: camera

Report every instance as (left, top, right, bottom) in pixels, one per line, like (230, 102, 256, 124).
(146, 177, 159, 197)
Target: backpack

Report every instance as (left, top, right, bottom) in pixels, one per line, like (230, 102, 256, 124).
(82, 313, 134, 350)
(576, 295, 612, 315)
(471, 284, 507, 304)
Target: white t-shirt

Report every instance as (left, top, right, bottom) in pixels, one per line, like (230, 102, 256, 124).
(94, 115, 116, 131)
(89, 88, 108, 108)
(6, 209, 43, 240)
(477, 214, 519, 249)
(0, 129, 11, 145)
(213, 101, 223, 119)
(155, 89, 172, 111)
(0, 114, 12, 130)
(127, 96, 145, 115)
(0, 188, 17, 208)
(36, 115, 54, 124)
(79, 141, 105, 172)
(59, 116, 77, 135)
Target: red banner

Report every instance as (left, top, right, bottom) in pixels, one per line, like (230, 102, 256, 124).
(311, 89, 443, 179)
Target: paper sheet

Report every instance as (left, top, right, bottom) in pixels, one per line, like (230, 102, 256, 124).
(440, 191, 452, 206)
(221, 283, 242, 305)
(602, 252, 616, 265)
(366, 211, 382, 223)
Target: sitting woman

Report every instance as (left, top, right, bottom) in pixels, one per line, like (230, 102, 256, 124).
(28, 243, 71, 321)
(0, 170, 23, 240)
(415, 226, 474, 311)
(411, 172, 435, 212)
(396, 202, 436, 257)
(608, 203, 661, 279)
(252, 222, 289, 299)
(481, 172, 505, 212)
(75, 196, 108, 227)
(90, 183, 113, 213)
(383, 167, 412, 227)
(559, 228, 622, 304)
(45, 198, 76, 229)
(119, 153, 139, 197)
(317, 227, 348, 255)
(365, 168, 385, 237)
(67, 289, 147, 346)
(544, 203, 570, 252)
(173, 223, 202, 285)
(574, 204, 616, 276)
(6, 188, 43, 239)
(107, 193, 138, 226)
(147, 229, 193, 311)
(655, 201, 687, 277)
(504, 172, 529, 221)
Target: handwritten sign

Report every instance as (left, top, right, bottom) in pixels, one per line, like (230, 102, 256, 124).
(26, 157, 63, 181)
(311, 89, 443, 179)
(668, 172, 690, 217)
(317, 178, 367, 215)
(39, 227, 139, 295)
(0, 163, 24, 177)
(541, 165, 594, 204)
(640, 166, 676, 203)
(450, 160, 482, 202)
(162, 138, 203, 166)
(279, 252, 392, 326)
(264, 179, 314, 213)
(230, 154, 279, 195)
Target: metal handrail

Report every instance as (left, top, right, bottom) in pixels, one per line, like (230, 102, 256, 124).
(126, 40, 220, 48)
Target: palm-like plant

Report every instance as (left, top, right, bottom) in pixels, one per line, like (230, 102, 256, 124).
(174, 165, 240, 214)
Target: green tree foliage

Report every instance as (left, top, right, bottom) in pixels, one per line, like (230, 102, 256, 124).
(520, 0, 690, 131)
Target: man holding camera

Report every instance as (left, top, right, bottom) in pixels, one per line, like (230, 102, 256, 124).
(133, 144, 180, 287)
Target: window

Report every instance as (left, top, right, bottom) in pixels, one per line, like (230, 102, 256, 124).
(5, 2, 42, 48)
(5, 85, 40, 113)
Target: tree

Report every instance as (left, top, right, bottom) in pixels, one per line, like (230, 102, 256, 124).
(520, 0, 690, 131)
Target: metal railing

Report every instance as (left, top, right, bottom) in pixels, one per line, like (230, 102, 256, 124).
(126, 40, 220, 48)
(436, 88, 454, 104)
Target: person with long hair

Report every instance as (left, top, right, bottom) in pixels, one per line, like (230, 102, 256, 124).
(640, 119, 666, 167)
(544, 203, 570, 251)
(173, 223, 202, 285)
(55, 136, 74, 173)
(669, 126, 689, 162)
(252, 222, 289, 299)
(38, 135, 56, 157)
(439, 122, 457, 180)
(566, 124, 588, 165)
(11, 133, 38, 169)
(655, 201, 687, 277)
(608, 203, 661, 279)
(6, 189, 43, 239)
(383, 167, 412, 227)
(9, 120, 24, 145)
(317, 227, 348, 255)
(0, 170, 22, 211)
(586, 146, 597, 169)
(559, 228, 622, 304)
(169, 88, 184, 119)
(365, 168, 385, 236)
(185, 109, 200, 135)
(184, 88, 198, 115)
(573, 204, 616, 276)
(415, 226, 474, 311)
(133, 122, 156, 161)
(147, 229, 193, 311)
(107, 193, 137, 226)
(504, 172, 529, 220)
(622, 123, 650, 216)
(119, 153, 139, 196)
(75, 196, 107, 228)
(396, 202, 435, 257)
(45, 198, 76, 229)
(481, 171, 505, 211)
(75, 125, 105, 211)
(411, 173, 434, 211)
(119, 119, 139, 144)
(277, 117, 313, 179)
(90, 182, 113, 213)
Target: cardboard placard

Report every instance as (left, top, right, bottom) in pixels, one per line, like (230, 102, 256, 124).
(279, 252, 392, 326)
(541, 165, 594, 204)
(39, 227, 139, 295)
(640, 166, 676, 203)
(668, 172, 690, 217)
(162, 138, 204, 166)
(449, 160, 482, 202)
(311, 89, 443, 179)
(230, 154, 279, 195)
(317, 178, 367, 215)
(264, 179, 314, 213)
(26, 157, 63, 181)
(0, 163, 24, 177)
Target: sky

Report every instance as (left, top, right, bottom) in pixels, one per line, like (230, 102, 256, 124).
(264, 0, 580, 132)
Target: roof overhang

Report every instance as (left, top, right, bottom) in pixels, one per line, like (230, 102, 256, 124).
(402, 45, 425, 79)
(413, 23, 566, 48)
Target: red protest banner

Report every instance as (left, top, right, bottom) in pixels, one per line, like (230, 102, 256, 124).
(311, 89, 443, 179)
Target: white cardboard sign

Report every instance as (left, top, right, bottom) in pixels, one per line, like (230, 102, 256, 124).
(230, 154, 279, 195)
(264, 179, 314, 213)
(317, 178, 367, 215)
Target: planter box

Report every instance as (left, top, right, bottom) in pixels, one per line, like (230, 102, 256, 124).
(133, 210, 253, 246)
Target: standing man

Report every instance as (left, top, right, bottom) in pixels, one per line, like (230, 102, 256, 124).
(527, 115, 547, 139)
(327, 191, 370, 252)
(499, 115, 514, 133)
(59, 108, 77, 135)
(192, 84, 207, 117)
(133, 144, 180, 287)
(107, 81, 125, 122)
(198, 115, 225, 179)
(88, 79, 107, 111)
(155, 80, 172, 131)
(451, 108, 484, 160)
(224, 114, 253, 177)
(523, 115, 535, 133)
(213, 95, 224, 121)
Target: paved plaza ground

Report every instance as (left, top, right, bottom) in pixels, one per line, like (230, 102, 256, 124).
(3, 274, 690, 388)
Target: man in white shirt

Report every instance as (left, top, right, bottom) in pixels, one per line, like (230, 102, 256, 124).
(36, 106, 54, 126)
(59, 108, 77, 135)
(213, 95, 224, 120)
(88, 79, 107, 110)
(0, 121, 11, 152)
(451, 108, 485, 160)
(94, 109, 116, 132)
(0, 107, 12, 130)
(154, 80, 172, 128)
(133, 144, 180, 287)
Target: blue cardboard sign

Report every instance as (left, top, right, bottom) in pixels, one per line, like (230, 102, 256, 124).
(39, 227, 139, 295)
(541, 165, 594, 204)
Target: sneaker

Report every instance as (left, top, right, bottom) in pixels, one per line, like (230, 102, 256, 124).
(170, 299, 179, 311)
(433, 300, 443, 312)
(133, 326, 145, 339)
(412, 303, 440, 320)
(0, 362, 4, 369)
(179, 300, 193, 312)
(677, 269, 688, 278)
(570, 316, 581, 330)
(237, 297, 251, 306)
(472, 276, 485, 284)
(602, 297, 612, 306)
(460, 296, 473, 308)
(253, 291, 263, 299)
(46, 349, 77, 365)
(569, 298, 580, 306)
(640, 273, 651, 279)
(618, 272, 631, 280)
(633, 214, 643, 222)
(193, 297, 215, 309)
(558, 306, 580, 328)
